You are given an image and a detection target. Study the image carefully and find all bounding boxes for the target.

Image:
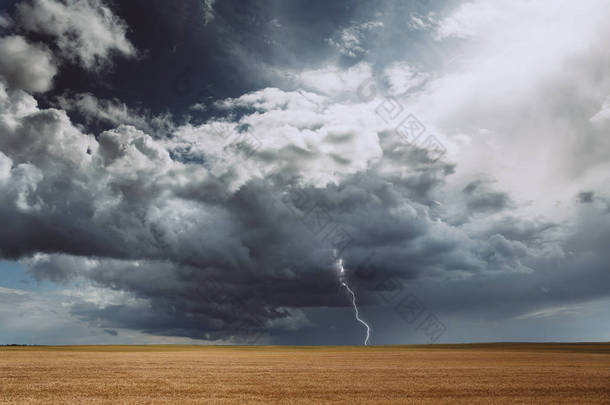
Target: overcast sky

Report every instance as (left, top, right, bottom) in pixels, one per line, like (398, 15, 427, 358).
(0, 0, 609, 345)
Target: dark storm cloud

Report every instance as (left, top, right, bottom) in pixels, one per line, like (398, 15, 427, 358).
(461, 179, 514, 215)
(406, 209, 610, 319)
(19, 151, 459, 340)
(37, 0, 369, 119)
(0, 68, 602, 343)
(3, 0, 610, 345)
(31, 0, 450, 121)
(0, 53, 466, 341)
(21, 144, 559, 343)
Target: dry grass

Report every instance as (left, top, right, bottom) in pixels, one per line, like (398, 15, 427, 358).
(1, 343, 609, 404)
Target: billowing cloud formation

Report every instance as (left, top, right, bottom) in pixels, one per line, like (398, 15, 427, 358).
(0, 35, 57, 92)
(0, 72, 461, 340)
(56, 92, 175, 136)
(0, 65, 604, 342)
(16, 0, 135, 69)
(1, 0, 610, 344)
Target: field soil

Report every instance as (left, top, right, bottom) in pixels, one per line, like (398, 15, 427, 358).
(1, 343, 609, 404)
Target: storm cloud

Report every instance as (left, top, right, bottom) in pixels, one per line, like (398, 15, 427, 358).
(1, 0, 610, 344)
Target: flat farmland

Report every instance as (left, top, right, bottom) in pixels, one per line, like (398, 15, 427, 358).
(1, 343, 609, 404)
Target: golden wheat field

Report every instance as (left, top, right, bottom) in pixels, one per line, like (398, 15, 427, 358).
(1, 343, 610, 404)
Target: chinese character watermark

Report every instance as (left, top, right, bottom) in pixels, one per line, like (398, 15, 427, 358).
(352, 251, 447, 343)
(357, 78, 447, 163)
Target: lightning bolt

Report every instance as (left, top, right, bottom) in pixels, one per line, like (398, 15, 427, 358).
(336, 257, 371, 346)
